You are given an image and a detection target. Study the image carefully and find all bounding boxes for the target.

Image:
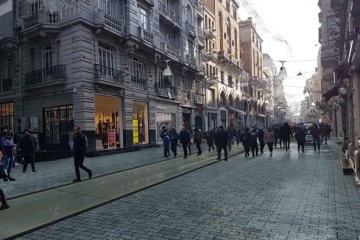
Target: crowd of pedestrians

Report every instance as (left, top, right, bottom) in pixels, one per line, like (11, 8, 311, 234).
(159, 121, 332, 161)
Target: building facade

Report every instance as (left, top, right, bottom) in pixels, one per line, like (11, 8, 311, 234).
(240, 17, 269, 127)
(0, 0, 207, 152)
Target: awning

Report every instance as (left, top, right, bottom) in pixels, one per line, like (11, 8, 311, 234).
(323, 82, 342, 102)
(228, 106, 246, 115)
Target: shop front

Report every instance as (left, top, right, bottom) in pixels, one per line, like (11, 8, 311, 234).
(43, 104, 74, 150)
(182, 107, 192, 131)
(207, 112, 218, 130)
(132, 101, 149, 145)
(194, 107, 204, 130)
(156, 104, 177, 143)
(95, 95, 121, 150)
(219, 108, 228, 128)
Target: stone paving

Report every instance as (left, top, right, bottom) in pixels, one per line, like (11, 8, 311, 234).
(3, 143, 242, 199)
(13, 141, 360, 239)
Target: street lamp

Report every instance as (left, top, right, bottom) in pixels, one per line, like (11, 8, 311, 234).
(278, 60, 287, 78)
(163, 60, 172, 76)
(311, 101, 316, 107)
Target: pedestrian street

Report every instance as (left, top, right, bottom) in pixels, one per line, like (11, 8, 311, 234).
(15, 140, 360, 240)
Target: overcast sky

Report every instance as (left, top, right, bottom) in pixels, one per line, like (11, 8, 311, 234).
(239, 0, 320, 102)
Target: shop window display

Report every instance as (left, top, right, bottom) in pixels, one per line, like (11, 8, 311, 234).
(44, 105, 74, 145)
(132, 101, 149, 144)
(95, 95, 120, 149)
(156, 112, 175, 143)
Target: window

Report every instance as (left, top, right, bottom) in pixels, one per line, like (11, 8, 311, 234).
(99, 0, 113, 16)
(221, 71, 224, 83)
(42, 45, 52, 70)
(98, 44, 114, 75)
(233, 6, 237, 19)
(208, 89, 215, 106)
(44, 105, 74, 144)
(186, 5, 192, 23)
(29, 1, 40, 15)
(228, 76, 233, 86)
(0, 102, 14, 131)
(132, 57, 145, 79)
(140, 7, 149, 31)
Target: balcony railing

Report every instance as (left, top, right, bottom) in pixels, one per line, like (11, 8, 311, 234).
(23, 14, 39, 29)
(204, 28, 216, 39)
(231, 57, 238, 65)
(143, 30, 153, 44)
(187, 21, 196, 38)
(94, 64, 125, 84)
(158, 1, 181, 26)
(166, 44, 180, 59)
(25, 65, 66, 86)
(205, 50, 218, 62)
(155, 82, 177, 98)
(131, 76, 147, 90)
(104, 14, 124, 34)
(1, 78, 13, 92)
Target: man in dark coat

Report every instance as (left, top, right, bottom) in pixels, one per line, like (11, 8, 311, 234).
(215, 126, 228, 161)
(72, 126, 92, 182)
(241, 127, 251, 157)
(295, 127, 306, 152)
(257, 128, 265, 153)
(227, 126, 234, 151)
(281, 122, 293, 151)
(170, 129, 179, 158)
(310, 124, 322, 151)
(179, 127, 191, 159)
(20, 129, 37, 173)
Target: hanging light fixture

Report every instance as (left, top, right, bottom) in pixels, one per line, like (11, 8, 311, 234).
(311, 101, 316, 107)
(163, 60, 172, 77)
(304, 90, 310, 97)
(278, 60, 287, 78)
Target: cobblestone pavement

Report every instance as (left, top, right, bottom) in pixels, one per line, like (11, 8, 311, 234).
(3, 143, 242, 198)
(17, 141, 360, 239)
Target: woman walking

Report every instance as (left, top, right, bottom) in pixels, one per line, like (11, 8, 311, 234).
(264, 127, 275, 156)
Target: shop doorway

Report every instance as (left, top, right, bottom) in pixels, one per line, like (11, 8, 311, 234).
(95, 95, 120, 150)
(132, 101, 149, 144)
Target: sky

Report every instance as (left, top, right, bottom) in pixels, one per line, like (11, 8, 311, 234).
(239, 0, 320, 103)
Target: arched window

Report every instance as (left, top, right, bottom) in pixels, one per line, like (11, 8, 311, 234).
(220, 91, 226, 106)
(187, 5, 192, 23)
(228, 94, 234, 107)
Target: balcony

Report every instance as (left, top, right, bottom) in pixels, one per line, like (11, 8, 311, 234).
(131, 76, 147, 90)
(24, 65, 66, 88)
(0, 77, 13, 92)
(22, 11, 62, 35)
(161, 43, 180, 60)
(186, 21, 196, 38)
(94, 11, 125, 36)
(196, 2, 203, 19)
(139, 27, 154, 45)
(194, 94, 205, 105)
(94, 65, 125, 86)
(204, 28, 216, 39)
(198, 30, 205, 49)
(158, 1, 181, 28)
(206, 76, 218, 87)
(204, 50, 218, 62)
(218, 51, 231, 63)
(155, 82, 177, 99)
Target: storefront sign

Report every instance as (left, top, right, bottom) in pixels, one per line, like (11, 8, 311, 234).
(108, 129, 116, 146)
(133, 120, 139, 144)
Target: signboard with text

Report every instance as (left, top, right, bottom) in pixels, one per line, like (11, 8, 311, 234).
(108, 129, 116, 146)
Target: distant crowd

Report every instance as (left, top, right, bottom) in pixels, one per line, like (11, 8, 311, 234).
(159, 122, 332, 161)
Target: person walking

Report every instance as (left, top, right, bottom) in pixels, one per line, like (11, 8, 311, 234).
(170, 129, 179, 158)
(193, 128, 203, 155)
(20, 129, 37, 173)
(227, 126, 234, 151)
(310, 124, 322, 151)
(0, 151, 9, 210)
(72, 126, 92, 183)
(1, 130, 16, 181)
(236, 127, 242, 146)
(179, 127, 191, 159)
(241, 127, 251, 157)
(257, 128, 265, 154)
(249, 128, 259, 157)
(264, 127, 275, 156)
(282, 122, 293, 151)
(215, 126, 228, 161)
(295, 126, 306, 152)
(206, 129, 215, 152)
(160, 126, 171, 157)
